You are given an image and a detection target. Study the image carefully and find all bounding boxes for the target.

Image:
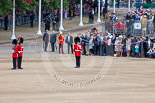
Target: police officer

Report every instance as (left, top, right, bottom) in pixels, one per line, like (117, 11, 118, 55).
(74, 37, 83, 68)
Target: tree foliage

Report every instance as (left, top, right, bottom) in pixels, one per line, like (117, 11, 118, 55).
(0, 0, 69, 15)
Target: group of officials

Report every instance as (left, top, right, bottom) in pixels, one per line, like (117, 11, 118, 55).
(43, 30, 82, 68)
(43, 30, 74, 54)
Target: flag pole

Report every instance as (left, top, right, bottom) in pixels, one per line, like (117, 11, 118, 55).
(97, 0, 101, 22)
(113, 0, 116, 13)
(36, 0, 42, 35)
(11, 0, 16, 40)
(59, 0, 64, 30)
(79, 0, 83, 26)
(128, 0, 131, 12)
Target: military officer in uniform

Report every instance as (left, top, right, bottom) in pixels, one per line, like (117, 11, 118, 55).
(74, 37, 83, 68)
(11, 39, 18, 70)
(17, 37, 24, 69)
(58, 31, 64, 54)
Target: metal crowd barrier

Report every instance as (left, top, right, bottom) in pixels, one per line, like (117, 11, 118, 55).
(105, 19, 155, 38)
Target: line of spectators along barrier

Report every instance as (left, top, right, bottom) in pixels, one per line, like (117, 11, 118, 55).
(80, 37, 155, 58)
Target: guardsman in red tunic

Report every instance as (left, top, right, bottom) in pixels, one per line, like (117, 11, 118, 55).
(17, 37, 24, 69)
(12, 39, 18, 70)
(58, 31, 64, 54)
(73, 37, 83, 68)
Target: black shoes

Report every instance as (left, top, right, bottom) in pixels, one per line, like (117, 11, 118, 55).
(11, 68, 23, 70)
(74, 66, 80, 68)
(11, 68, 16, 70)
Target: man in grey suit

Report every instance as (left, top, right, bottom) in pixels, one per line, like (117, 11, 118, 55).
(65, 32, 73, 54)
(50, 31, 57, 52)
(43, 30, 49, 51)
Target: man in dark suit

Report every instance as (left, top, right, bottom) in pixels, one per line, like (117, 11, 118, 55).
(122, 34, 127, 57)
(30, 12, 34, 28)
(43, 30, 49, 51)
(50, 31, 57, 52)
(111, 34, 116, 55)
(4, 15, 8, 30)
(65, 32, 73, 54)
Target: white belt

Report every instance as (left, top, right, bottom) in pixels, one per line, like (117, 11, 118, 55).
(18, 51, 23, 53)
(75, 50, 81, 51)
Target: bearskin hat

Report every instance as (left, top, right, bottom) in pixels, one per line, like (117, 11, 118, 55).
(18, 37, 24, 44)
(12, 39, 17, 45)
(74, 37, 80, 44)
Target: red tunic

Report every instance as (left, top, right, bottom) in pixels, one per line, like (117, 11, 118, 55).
(58, 35, 64, 44)
(18, 45, 24, 57)
(73, 44, 83, 56)
(12, 46, 18, 58)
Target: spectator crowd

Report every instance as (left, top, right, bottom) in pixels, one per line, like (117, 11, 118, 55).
(77, 27, 155, 58)
(125, 6, 155, 36)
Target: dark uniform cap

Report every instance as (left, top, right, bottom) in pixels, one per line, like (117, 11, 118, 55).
(74, 37, 80, 44)
(12, 39, 17, 45)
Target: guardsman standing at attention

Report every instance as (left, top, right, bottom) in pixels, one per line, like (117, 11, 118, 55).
(18, 37, 24, 69)
(11, 39, 18, 70)
(74, 37, 83, 68)
(58, 31, 64, 54)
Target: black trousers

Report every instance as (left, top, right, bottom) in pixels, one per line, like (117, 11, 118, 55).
(4, 22, 8, 30)
(51, 43, 55, 52)
(18, 56, 22, 68)
(68, 43, 73, 54)
(44, 42, 48, 51)
(82, 44, 86, 55)
(59, 44, 63, 54)
(76, 56, 81, 67)
(13, 58, 17, 69)
(31, 20, 33, 28)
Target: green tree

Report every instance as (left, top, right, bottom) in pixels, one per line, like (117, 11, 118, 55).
(0, 0, 13, 15)
(0, 0, 69, 15)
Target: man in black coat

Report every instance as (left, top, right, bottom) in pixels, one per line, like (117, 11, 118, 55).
(30, 13, 34, 28)
(43, 30, 49, 52)
(81, 33, 88, 55)
(55, 16, 60, 31)
(122, 34, 127, 57)
(44, 16, 51, 31)
(50, 31, 57, 52)
(65, 32, 73, 54)
(4, 15, 8, 30)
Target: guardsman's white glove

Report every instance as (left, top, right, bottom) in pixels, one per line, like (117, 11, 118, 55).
(12, 50, 15, 53)
(78, 45, 81, 50)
